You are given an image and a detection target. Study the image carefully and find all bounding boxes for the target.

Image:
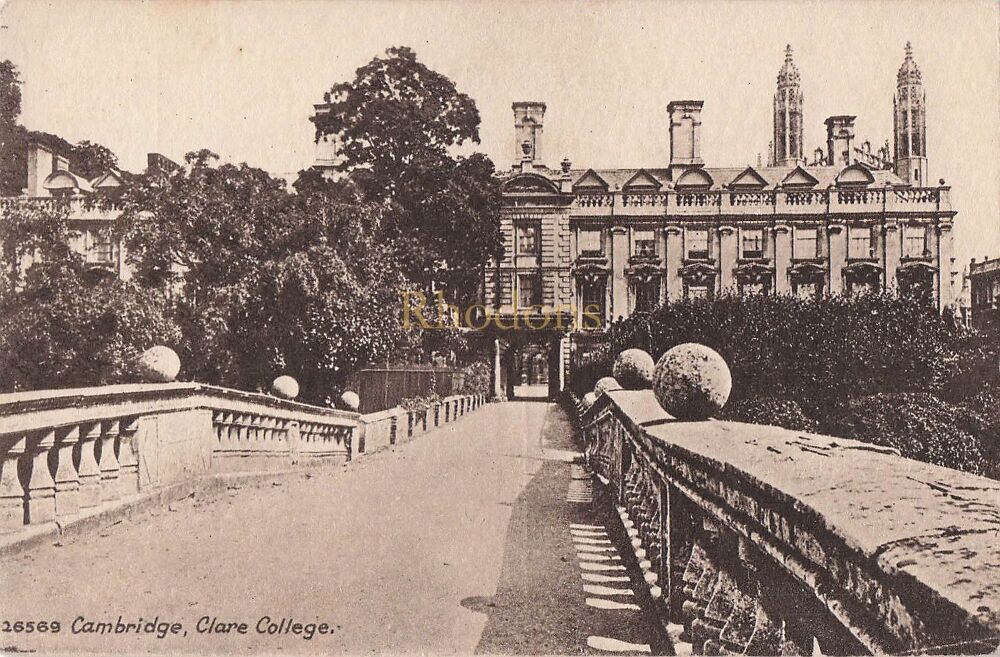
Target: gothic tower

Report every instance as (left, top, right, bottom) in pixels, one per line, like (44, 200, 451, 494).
(894, 42, 928, 186)
(772, 45, 804, 167)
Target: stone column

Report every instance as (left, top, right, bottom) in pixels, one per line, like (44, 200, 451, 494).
(718, 226, 737, 293)
(665, 225, 683, 301)
(25, 430, 56, 524)
(491, 338, 503, 399)
(937, 220, 954, 311)
(610, 226, 628, 320)
(773, 225, 791, 295)
(0, 436, 27, 532)
(827, 222, 847, 295)
(884, 219, 901, 293)
(53, 426, 81, 519)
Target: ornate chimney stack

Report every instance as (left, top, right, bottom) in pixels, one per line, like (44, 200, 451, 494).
(894, 42, 928, 185)
(773, 45, 804, 167)
(512, 101, 546, 168)
(667, 100, 705, 179)
(825, 115, 856, 167)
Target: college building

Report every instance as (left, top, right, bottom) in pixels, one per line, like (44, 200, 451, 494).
(484, 44, 959, 398)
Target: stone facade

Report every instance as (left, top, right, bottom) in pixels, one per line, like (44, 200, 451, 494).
(969, 256, 1000, 331)
(485, 45, 957, 394)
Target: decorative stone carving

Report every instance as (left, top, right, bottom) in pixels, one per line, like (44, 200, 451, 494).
(613, 349, 656, 389)
(652, 343, 732, 420)
(271, 375, 300, 400)
(137, 346, 181, 383)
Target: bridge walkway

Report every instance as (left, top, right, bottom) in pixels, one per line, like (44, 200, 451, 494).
(1, 401, 665, 655)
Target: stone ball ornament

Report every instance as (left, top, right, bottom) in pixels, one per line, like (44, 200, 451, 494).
(594, 376, 623, 398)
(612, 349, 656, 389)
(652, 343, 732, 420)
(271, 375, 300, 400)
(340, 390, 361, 412)
(137, 346, 181, 383)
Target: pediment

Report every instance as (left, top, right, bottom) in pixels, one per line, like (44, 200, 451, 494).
(622, 169, 662, 191)
(836, 164, 875, 186)
(674, 168, 714, 189)
(42, 170, 82, 191)
(502, 173, 560, 195)
(91, 170, 123, 188)
(729, 167, 768, 189)
(780, 166, 819, 188)
(573, 169, 610, 191)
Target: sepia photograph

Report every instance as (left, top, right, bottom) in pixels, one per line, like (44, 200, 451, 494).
(0, 0, 998, 655)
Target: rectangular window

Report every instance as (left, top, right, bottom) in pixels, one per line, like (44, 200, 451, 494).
(579, 229, 603, 257)
(741, 229, 764, 259)
(739, 280, 768, 297)
(794, 227, 818, 259)
(793, 280, 821, 300)
(903, 225, 929, 258)
(849, 226, 874, 259)
(686, 229, 709, 260)
(516, 222, 541, 256)
(517, 274, 542, 308)
(86, 230, 117, 264)
(632, 277, 660, 312)
(686, 284, 710, 300)
(633, 229, 656, 258)
(580, 280, 606, 329)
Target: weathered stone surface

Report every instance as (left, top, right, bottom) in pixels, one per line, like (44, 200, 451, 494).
(612, 349, 656, 389)
(594, 376, 623, 398)
(270, 375, 299, 400)
(341, 390, 360, 412)
(652, 343, 731, 420)
(136, 346, 181, 383)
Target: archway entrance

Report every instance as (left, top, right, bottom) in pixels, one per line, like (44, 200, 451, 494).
(491, 331, 565, 401)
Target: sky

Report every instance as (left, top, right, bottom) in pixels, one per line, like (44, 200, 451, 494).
(0, 0, 997, 267)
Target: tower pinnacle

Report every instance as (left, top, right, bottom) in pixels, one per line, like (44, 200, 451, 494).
(894, 42, 927, 185)
(772, 45, 803, 166)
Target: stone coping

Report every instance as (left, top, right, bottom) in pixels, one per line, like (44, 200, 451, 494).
(0, 382, 358, 436)
(584, 389, 1000, 640)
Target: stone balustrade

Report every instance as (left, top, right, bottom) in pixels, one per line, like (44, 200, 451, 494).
(569, 186, 950, 218)
(580, 389, 1000, 656)
(0, 383, 486, 539)
(0, 196, 121, 221)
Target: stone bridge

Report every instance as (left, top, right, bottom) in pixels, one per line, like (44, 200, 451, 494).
(0, 383, 998, 655)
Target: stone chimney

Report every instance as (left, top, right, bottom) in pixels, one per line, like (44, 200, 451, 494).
(512, 101, 546, 168)
(667, 100, 704, 178)
(825, 115, 856, 167)
(26, 141, 56, 197)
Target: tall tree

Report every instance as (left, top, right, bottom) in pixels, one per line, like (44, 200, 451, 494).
(311, 47, 501, 305)
(0, 60, 26, 195)
(70, 140, 119, 180)
(116, 151, 414, 401)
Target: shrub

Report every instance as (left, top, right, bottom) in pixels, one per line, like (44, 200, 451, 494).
(823, 393, 987, 476)
(721, 397, 819, 432)
(459, 360, 491, 395)
(607, 293, 966, 415)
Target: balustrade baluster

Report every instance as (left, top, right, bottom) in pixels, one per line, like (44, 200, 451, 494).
(25, 430, 56, 524)
(0, 436, 27, 531)
(77, 422, 102, 510)
(117, 417, 140, 495)
(99, 420, 121, 501)
(52, 426, 81, 518)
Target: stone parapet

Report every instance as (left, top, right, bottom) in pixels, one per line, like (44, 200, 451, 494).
(0, 384, 487, 544)
(579, 389, 1000, 655)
